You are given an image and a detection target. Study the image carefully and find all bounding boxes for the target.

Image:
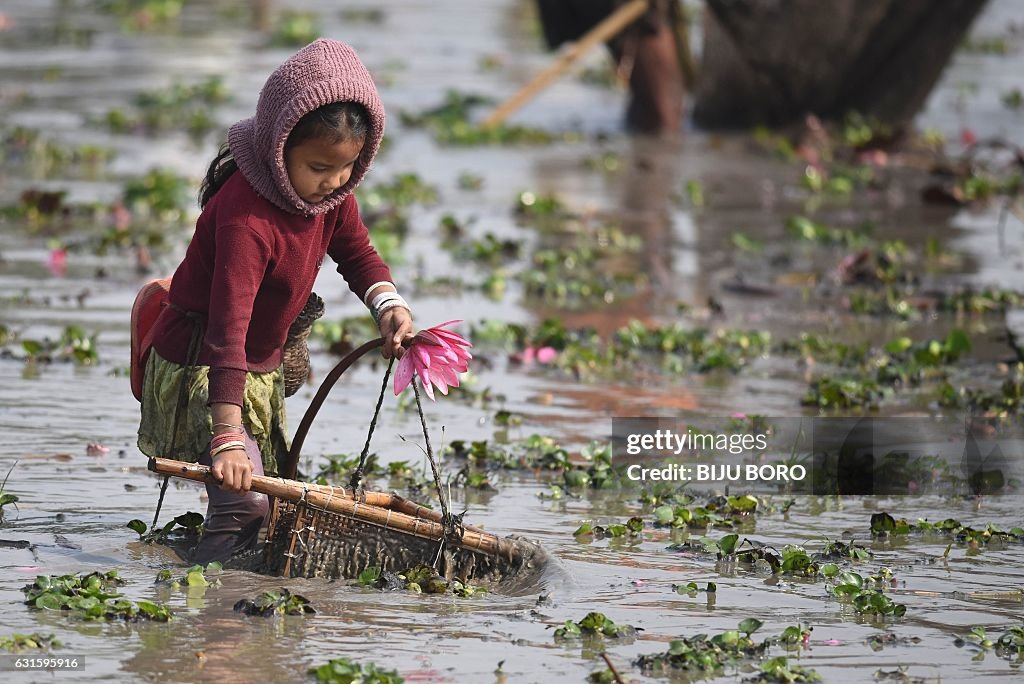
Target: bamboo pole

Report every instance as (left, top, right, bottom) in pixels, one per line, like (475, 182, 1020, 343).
(480, 0, 649, 129)
(148, 457, 512, 557)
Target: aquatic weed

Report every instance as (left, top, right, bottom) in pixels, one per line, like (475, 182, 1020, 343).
(749, 656, 822, 683)
(634, 619, 770, 676)
(233, 589, 315, 617)
(11, 325, 100, 366)
(938, 363, 1023, 416)
(827, 570, 906, 618)
(0, 632, 62, 653)
(870, 511, 1024, 550)
(271, 10, 321, 46)
(127, 511, 204, 545)
(104, 77, 230, 136)
(357, 565, 485, 597)
(308, 657, 404, 684)
(958, 625, 1024, 663)
(553, 612, 638, 641)
(23, 570, 172, 622)
(672, 581, 717, 597)
(400, 91, 557, 145)
(154, 562, 222, 589)
(457, 172, 484, 190)
(961, 35, 1012, 55)
(99, 0, 184, 32)
(1, 126, 115, 178)
(573, 517, 644, 541)
(786, 215, 872, 248)
(358, 173, 439, 209)
(122, 169, 192, 222)
(338, 8, 386, 24)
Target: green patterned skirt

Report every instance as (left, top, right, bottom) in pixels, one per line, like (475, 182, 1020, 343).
(137, 350, 290, 476)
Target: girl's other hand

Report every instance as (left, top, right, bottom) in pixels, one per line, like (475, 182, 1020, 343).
(211, 449, 253, 494)
(378, 307, 414, 360)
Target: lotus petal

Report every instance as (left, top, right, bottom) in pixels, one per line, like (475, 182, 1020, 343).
(394, 352, 416, 396)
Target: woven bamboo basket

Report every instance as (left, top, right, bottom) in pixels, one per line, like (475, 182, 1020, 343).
(149, 457, 547, 591)
(150, 338, 548, 592)
(282, 292, 324, 397)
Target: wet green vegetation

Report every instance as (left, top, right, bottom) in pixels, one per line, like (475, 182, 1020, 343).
(0, 632, 62, 653)
(309, 657, 404, 684)
(634, 621, 820, 682)
(870, 511, 1024, 550)
(357, 566, 486, 597)
(399, 91, 562, 145)
(2, 325, 99, 366)
(958, 625, 1024, 664)
(127, 511, 204, 545)
(2, 127, 115, 178)
(553, 611, 638, 641)
(233, 588, 316, 617)
(272, 10, 320, 47)
(155, 562, 222, 589)
(23, 571, 172, 622)
(103, 76, 231, 137)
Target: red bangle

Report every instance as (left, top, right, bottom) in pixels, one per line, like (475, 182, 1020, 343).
(211, 432, 245, 450)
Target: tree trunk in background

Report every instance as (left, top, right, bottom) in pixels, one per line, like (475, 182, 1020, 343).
(694, 0, 989, 129)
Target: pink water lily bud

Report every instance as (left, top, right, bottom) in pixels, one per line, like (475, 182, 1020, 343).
(48, 248, 67, 276)
(394, 320, 472, 400)
(535, 346, 557, 364)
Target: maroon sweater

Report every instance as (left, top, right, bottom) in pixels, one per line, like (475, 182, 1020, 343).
(152, 171, 392, 406)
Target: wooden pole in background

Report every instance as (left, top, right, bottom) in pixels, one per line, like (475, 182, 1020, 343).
(480, 0, 649, 129)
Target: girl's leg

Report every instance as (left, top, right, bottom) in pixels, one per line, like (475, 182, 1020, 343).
(193, 429, 269, 564)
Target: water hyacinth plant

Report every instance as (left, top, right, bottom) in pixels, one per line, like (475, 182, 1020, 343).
(23, 571, 171, 621)
(308, 657, 404, 684)
(553, 611, 639, 641)
(0, 632, 62, 653)
(233, 589, 315, 617)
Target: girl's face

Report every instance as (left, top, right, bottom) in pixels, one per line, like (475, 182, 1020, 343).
(284, 135, 364, 204)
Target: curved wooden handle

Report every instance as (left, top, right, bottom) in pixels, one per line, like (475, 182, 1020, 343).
(281, 337, 385, 479)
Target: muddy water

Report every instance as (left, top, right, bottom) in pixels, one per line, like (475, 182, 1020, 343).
(1, 1, 1024, 682)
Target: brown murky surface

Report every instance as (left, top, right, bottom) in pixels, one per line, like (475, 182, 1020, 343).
(1, 1, 1023, 682)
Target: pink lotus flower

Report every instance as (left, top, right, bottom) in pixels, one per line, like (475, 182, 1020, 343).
(394, 320, 472, 400)
(510, 345, 557, 365)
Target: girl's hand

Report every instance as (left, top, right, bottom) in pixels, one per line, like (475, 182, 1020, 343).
(378, 307, 414, 360)
(212, 449, 253, 494)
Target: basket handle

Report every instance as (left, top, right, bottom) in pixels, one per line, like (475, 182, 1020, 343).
(281, 337, 385, 479)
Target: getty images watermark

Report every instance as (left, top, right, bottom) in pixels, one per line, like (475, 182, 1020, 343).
(623, 428, 805, 484)
(612, 416, 1023, 495)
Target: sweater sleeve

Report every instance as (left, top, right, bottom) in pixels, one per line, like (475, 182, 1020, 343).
(327, 195, 394, 302)
(205, 223, 273, 407)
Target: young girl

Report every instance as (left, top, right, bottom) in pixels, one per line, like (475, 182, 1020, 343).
(137, 39, 413, 563)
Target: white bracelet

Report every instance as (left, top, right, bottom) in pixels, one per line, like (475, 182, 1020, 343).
(363, 281, 394, 306)
(375, 299, 410, 316)
(370, 291, 402, 310)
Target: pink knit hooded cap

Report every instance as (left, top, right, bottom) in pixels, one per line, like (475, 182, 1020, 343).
(227, 39, 385, 216)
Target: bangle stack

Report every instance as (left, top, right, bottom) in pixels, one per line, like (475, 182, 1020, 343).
(210, 432, 246, 458)
(369, 289, 411, 324)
